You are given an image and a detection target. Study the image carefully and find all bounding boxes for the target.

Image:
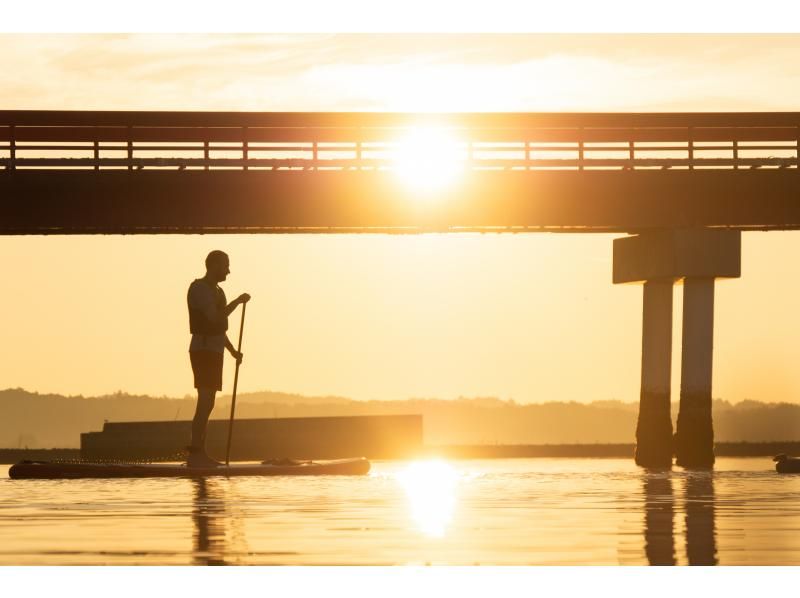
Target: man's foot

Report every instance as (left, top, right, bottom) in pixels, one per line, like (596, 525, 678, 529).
(186, 450, 223, 468)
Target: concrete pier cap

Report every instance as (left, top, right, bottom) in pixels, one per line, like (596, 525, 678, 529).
(613, 229, 741, 469)
(613, 229, 741, 285)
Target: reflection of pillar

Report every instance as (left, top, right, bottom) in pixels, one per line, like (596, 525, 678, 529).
(636, 281, 674, 467)
(643, 474, 675, 566)
(675, 279, 716, 468)
(613, 230, 740, 469)
(685, 472, 717, 565)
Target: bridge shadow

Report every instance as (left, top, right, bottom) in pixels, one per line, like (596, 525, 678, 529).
(641, 469, 717, 565)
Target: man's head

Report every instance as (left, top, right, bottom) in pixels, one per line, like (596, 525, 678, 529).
(205, 250, 230, 283)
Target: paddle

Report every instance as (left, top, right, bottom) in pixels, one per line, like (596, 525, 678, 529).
(225, 301, 247, 466)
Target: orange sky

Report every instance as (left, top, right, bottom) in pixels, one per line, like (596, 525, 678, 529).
(2, 34, 800, 403)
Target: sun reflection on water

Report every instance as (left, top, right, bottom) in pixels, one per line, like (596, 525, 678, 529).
(396, 459, 459, 538)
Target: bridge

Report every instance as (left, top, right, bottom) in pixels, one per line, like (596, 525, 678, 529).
(1, 110, 798, 233)
(2, 110, 799, 468)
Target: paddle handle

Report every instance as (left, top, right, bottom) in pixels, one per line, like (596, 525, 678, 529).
(225, 301, 247, 466)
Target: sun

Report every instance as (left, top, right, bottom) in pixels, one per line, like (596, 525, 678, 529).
(392, 127, 467, 195)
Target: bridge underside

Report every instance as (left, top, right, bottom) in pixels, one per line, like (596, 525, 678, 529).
(2, 169, 798, 234)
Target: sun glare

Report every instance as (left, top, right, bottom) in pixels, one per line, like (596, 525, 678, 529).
(397, 459, 459, 538)
(392, 127, 467, 195)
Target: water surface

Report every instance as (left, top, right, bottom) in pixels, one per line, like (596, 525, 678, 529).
(1, 457, 798, 565)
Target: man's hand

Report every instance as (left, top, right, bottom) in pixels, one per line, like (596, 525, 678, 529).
(231, 350, 244, 364)
(225, 293, 251, 316)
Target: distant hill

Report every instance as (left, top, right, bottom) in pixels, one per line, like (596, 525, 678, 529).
(1, 387, 799, 448)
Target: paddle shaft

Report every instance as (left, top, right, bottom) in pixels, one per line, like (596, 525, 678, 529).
(225, 301, 247, 466)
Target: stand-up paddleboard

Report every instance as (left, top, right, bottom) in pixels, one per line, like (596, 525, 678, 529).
(9, 457, 370, 479)
(774, 454, 800, 473)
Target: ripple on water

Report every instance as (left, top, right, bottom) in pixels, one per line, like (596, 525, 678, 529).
(1, 458, 799, 565)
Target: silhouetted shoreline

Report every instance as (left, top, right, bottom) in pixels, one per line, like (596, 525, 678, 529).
(423, 442, 800, 459)
(5, 388, 800, 449)
(2, 441, 798, 464)
(0, 449, 81, 464)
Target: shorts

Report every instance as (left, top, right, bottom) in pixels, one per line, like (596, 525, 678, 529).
(190, 350, 224, 391)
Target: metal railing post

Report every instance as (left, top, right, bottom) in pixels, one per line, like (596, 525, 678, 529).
(628, 139, 635, 170)
(242, 126, 248, 171)
(9, 125, 15, 171)
(94, 126, 100, 171)
(127, 126, 133, 171)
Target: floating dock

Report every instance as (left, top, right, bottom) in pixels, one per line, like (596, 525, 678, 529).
(80, 414, 423, 461)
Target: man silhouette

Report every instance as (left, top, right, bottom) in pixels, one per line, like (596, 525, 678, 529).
(186, 250, 250, 467)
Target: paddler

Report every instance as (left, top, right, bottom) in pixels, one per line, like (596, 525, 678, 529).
(186, 250, 250, 467)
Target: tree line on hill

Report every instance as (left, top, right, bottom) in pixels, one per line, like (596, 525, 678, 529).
(2, 387, 799, 448)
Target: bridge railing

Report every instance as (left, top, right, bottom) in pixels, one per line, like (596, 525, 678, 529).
(1, 111, 798, 172)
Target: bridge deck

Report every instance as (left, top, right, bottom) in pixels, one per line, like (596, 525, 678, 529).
(1, 111, 799, 233)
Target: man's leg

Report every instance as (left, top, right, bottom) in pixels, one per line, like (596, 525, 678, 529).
(191, 387, 216, 455)
(188, 350, 223, 467)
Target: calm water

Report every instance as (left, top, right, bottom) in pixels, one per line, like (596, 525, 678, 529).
(1, 457, 798, 565)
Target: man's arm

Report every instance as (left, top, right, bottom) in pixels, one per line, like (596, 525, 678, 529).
(225, 334, 243, 363)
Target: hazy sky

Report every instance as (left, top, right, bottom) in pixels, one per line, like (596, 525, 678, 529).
(3, 34, 800, 403)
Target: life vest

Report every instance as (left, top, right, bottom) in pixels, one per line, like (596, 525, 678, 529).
(188, 279, 228, 335)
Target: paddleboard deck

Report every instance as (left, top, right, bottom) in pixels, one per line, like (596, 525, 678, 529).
(9, 457, 370, 479)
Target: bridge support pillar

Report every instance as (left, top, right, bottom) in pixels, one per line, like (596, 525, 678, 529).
(613, 229, 740, 469)
(636, 279, 675, 467)
(675, 278, 716, 468)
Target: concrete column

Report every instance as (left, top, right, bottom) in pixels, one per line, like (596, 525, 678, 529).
(614, 229, 740, 469)
(675, 278, 716, 468)
(635, 280, 675, 467)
